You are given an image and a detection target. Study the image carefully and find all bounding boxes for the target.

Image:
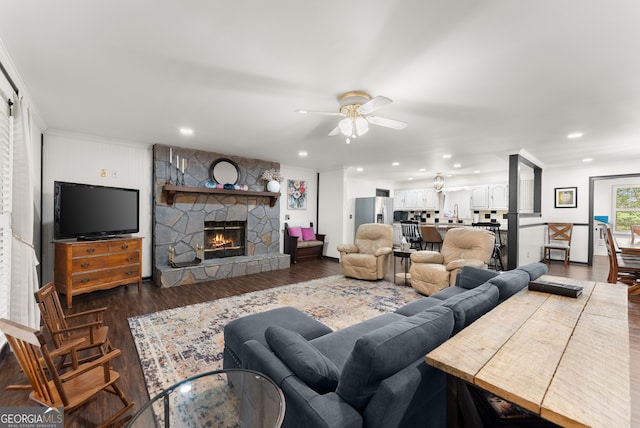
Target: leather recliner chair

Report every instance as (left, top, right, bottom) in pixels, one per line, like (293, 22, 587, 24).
(337, 223, 393, 280)
(409, 227, 495, 295)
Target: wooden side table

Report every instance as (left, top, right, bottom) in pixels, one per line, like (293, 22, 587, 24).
(393, 248, 416, 286)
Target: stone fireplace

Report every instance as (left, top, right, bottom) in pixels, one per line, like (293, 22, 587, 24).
(152, 145, 289, 287)
(204, 220, 246, 259)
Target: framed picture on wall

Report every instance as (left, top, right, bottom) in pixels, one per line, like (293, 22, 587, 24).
(554, 187, 577, 208)
(287, 179, 307, 210)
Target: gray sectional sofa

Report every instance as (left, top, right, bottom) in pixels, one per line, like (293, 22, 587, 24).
(223, 262, 548, 428)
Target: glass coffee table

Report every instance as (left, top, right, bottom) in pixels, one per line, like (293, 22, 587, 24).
(126, 369, 285, 428)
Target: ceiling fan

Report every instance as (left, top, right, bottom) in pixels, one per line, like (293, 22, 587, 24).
(297, 91, 408, 142)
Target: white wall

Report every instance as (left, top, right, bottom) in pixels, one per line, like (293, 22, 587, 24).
(42, 131, 153, 282)
(540, 161, 640, 263)
(318, 168, 346, 259)
(278, 164, 319, 252)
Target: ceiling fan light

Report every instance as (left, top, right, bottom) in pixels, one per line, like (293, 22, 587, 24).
(355, 117, 369, 136)
(339, 117, 353, 136)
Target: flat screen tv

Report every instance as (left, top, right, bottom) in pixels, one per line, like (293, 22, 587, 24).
(54, 181, 140, 240)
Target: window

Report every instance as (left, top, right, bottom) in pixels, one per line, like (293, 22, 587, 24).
(614, 186, 640, 232)
(0, 97, 12, 349)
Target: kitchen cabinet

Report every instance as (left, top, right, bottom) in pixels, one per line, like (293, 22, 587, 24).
(394, 189, 437, 210)
(490, 184, 508, 209)
(471, 186, 489, 209)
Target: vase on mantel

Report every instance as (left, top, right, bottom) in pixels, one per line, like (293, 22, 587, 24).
(267, 180, 280, 193)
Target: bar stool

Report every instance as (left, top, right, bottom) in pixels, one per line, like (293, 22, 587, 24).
(472, 222, 504, 271)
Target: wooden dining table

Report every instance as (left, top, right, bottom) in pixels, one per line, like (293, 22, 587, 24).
(426, 275, 630, 427)
(616, 237, 640, 256)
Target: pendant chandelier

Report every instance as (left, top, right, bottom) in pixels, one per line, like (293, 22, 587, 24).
(434, 173, 445, 191)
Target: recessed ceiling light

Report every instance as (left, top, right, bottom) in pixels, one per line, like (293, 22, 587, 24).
(298, 151, 308, 157)
(179, 127, 194, 136)
(419, 168, 426, 172)
(296, 110, 308, 114)
(567, 132, 583, 139)
(453, 163, 461, 168)
(392, 162, 400, 166)
(582, 158, 593, 162)
(408, 177, 414, 181)
(356, 167, 363, 172)
(474, 170, 480, 174)
(447, 174, 453, 177)
(442, 154, 452, 159)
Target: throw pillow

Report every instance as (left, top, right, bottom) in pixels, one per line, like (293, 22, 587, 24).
(265, 326, 340, 394)
(301, 227, 316, 241)
(288, 226, 303, 242)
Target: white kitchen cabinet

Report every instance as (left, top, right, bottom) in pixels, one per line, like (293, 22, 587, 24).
(423, 190, 437, 209)
(393, 190, 407, 210)
(471, 186, 489, 209)
(404, 190, 420, 209)
(490, 184, 508, 210)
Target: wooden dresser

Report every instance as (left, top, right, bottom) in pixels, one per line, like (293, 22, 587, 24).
(54, 237, 142, 308)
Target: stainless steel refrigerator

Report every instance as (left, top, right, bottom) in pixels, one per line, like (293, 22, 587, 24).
(354, 197, 394, 236)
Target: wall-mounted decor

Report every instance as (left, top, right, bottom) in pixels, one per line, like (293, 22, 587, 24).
(554, 186, 577, 208)
(288, 179, 307, 210)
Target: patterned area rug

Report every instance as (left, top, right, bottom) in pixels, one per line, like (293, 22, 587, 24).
(128, 275, 422, 399)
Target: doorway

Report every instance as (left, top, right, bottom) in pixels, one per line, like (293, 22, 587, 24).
(588, 173, 640, 265)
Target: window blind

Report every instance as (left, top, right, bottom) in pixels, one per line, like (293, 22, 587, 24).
(0, 98, 12, 344)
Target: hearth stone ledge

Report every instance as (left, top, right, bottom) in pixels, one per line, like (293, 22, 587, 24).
(154, 253, 290, 288)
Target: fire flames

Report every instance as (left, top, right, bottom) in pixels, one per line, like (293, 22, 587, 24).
(209, 233, 234, 248)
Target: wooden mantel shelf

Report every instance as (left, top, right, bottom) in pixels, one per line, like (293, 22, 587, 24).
(163, 184, 281, 207)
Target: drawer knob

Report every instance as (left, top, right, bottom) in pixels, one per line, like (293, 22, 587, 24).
(121, 244, 129, 250)
(126, 256, 134, 262)
(125, 271, 134, 275)
(81, 262, 90, 268)
(80, 278, 90, 284)
(86, 248, 96, 254)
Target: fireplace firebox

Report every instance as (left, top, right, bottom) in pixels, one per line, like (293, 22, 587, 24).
(204, 221, 247, 259)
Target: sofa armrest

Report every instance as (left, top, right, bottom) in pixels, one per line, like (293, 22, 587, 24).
(373, 246, 392, 257)
(316, 233, 326, 242)
(445, 259, 485, 271)
(242, 339, 296, 384)
(410, 251, 444, 264)
(337, 244, 359, 254)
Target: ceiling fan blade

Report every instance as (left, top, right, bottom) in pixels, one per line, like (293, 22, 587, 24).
(295, 109, 343, 117)
(328, 125, 341, 136)
(367, 116, 408, 130)
(356, 96, 392, 115)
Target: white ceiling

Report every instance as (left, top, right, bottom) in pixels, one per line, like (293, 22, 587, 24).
(1, 0, 639, 185)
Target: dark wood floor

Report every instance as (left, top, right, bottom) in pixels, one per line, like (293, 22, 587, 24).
(0, 256, 637, 427)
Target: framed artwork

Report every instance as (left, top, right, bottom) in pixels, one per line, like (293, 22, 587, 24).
(554, 187, 577, 208)
(287, 179, 307, 210)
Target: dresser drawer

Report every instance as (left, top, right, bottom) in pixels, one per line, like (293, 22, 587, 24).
(71, 242, 110, 257)
(109, 239, 141, 253)
(71, 252, 140, 272)
(72, 264, 141, 290)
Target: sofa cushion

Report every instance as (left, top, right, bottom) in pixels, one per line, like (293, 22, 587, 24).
(454, 265, 500, 290)
(301, 227, 316, 241)
(394, 296, 443, 316)
(488, 269, 531, 303)
(429, 286, 468, 301)
(265, 326, 340, 394)
(516, 262, 548, 281)
(336, 306, 454, 411)
(441, 282, 499, 335)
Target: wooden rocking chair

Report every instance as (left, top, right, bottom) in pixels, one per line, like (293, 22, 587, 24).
(34, 281, 112, 368)
(0, 318, 134, 427)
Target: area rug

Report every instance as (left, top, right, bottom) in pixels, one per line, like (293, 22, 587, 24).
(128, 275, 423, 399)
